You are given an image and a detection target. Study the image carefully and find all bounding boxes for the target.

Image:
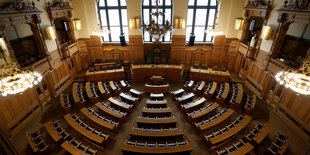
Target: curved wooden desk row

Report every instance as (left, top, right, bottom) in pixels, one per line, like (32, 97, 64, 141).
(170, 88, 184, 99)
(81, 108, 119, 133)
(181, 97, 206, 113)
(109, 81, 121, 95)
(175, 93, 195, 105)
(131, 64, 184, 82)
(267, 131, 291, 155)
(95, 102, 127, 122)
(62, 138, 97, 155)
(244, 122, 271, 145)
(108, 97, 133, 112)
(129, 88, 143, 100)
(120, 80, 131, 91)
(190, 66, 230, 82)
(86, 67, 125, 82)
(129, 127, 184, 138)
(195, 108, 234, 132)
(229, 84, 243, 109)
(86, 82, 99, 103)
(120, 92, 139, 105)
(244, 95, 256, 115)
(136, 116, 177, 128)
(204, 115, 252, 147)
(60, 93, 71, 113)
(26, 129, 49, 154)
(45, 120, 70, 143)
(187, 103, 219, 122)
(204, 82, 217, 99)
(98, 81, 111, 99)
(121, 139, 192, 154)
(72, 83, 86, 107)
(215, 83, 230, 104)
(142, 107, 172, 117)
(45, 121, 97, 155)
(64, 114, 110, 146)
(146, 99, 168, 108)
(145, 84, 169, 94)
(184, 80, 194, 91)
(216, 138, 254, 155)
(193, 81, 206, 95)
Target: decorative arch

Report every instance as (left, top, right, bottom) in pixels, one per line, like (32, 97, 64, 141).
(0, 0, 48, 61)
(270, 1, 310, 57)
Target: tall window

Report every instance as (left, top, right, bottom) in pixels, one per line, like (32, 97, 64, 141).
(97, 0, 128, 42)
(142, 0, 173, 42)
(186, 0, 218, 42)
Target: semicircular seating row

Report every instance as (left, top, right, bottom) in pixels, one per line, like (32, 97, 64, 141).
(172, 80, 291, 154)
(26, 80, 147, 154)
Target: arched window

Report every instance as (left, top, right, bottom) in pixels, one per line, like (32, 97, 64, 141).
(142, 0, 173, 42)
(186, 0, 218, 42)
(97, 0, 128, 42)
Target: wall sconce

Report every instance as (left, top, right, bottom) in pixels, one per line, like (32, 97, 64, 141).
(175, 18, 186, 29)
(234, 17, 244, 30)
(73, 19, 82, 31)
(46, 26, 56, 40)
(129, 18, 141, 29)
(261, 25, 272, 40)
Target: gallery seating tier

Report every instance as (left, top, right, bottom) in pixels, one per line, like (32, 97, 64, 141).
(121, 139, 192, 154)
(195, 108, 234, 133)
(204, 115, 252, 147)
(64, 114, 110, 146)
(145, 84, 170, 94)
(187, 103, 219, 122)
(60, 93, 71, 113)
(95, 102, 127, 122)
(203, 82, 217, 99)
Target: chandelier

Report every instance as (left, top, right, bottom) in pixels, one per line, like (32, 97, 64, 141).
(141, 0, 175, 41)
(205, 24, 223, 37)
(92, 24, 110, 37)
(275, 61, 310, 95)
(0, 38, 42, 96)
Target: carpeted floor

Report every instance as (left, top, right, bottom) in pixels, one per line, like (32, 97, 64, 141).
(11, 80, 310, 155)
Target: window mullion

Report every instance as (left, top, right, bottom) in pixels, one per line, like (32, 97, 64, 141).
(203, 0, 211, 42)
(118, 0, 124, 34)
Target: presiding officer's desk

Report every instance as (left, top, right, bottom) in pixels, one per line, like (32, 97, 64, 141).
(132, 64, 183, 82)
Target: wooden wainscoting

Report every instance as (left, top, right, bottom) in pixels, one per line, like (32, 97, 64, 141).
(129, 35, 144, 62)
(0, 88, 41, 137)
(183, 36, 238, 68)
(277, 89, 310, 143)
(46, 61, 72, 97)
(171, 35, 186, 64)
(244, 61, 270, 97)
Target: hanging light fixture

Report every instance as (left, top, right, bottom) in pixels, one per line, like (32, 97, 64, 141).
(205, 1, 223, 37)
(0, 37, 42, 96)
(92, 24, 110, 37)
(141, 0, 175, 41)
(275, 61, 310, 95)
(205, 24, 223, 36)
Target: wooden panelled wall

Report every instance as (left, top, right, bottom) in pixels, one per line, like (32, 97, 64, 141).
(238, 47, 310, 142)
(80, 35, 239, 70)
(0, 46, 79, 137)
